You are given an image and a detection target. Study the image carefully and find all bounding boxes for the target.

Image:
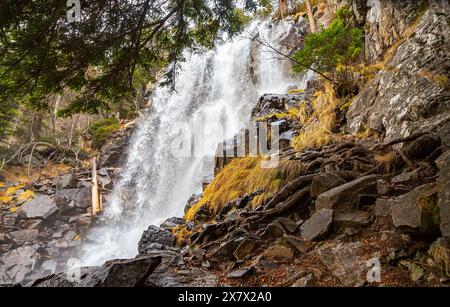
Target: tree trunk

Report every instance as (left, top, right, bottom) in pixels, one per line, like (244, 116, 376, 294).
(277, 0, 289, 19)
(91, 157, 102, 215)
(305, 0, 317, 33)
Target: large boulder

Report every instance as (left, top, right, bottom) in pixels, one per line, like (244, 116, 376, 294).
(300, 209, 333, 241)
(315, 175, 378, 212)
(138, 226, 176, 255)
(53, 188, 91, 212)
(17, 194, 58, 219)
(390, 183, 440, 234)
(347, 10, 450, 141)
(31, 256, 161, 287)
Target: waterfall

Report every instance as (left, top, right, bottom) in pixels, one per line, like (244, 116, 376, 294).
(78, 19, 310, 266)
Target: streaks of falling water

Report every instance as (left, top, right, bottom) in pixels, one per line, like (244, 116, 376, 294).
(78, 20, 310, 266)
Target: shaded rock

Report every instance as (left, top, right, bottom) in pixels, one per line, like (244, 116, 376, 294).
(391, 170, 419, 185)
(9, 229, 39, 246)
(207, 238, 242, 261)
(390, 183, 440, 233)
(283, 234, 312, 253)
(315, 175, 378, 212)
(300, 209, 333, 241)
(264, 245, 294, 261)
(54, 188, 91, 211)
(233, 238, 257, 261)
(276, 217, 299, 233)
(138, 226, 176, 255)
(261, 220, 286, 239)
(227, 267, 255, 278)
(32, 256, 161, 287)
(333, 211, 372, 228)
(17, 194, 58, 219)
(184, 193, 201, 214)
(436, 151, 450, 237)
(310, 173, 347, 198)
(160, 217, 185, 230)
(374, 198, 393, 228)
(439, 122, 450, 150)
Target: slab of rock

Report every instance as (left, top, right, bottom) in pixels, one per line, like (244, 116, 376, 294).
(9, 229, 39, 246)
(0, 244, 41, 284)
(436, 151, 450, 238)
(227, 267, 255, 278)
(31, 256, 161, 287)
(310, 173, 347, 198)
(315, 175, 378, 212)
(300, 209, 333, 241)
(138, 226, 176, 254)
(333, 211, 372, 228)
(390, 183, 439, 233)
(17, 194, 58, 219)
(53, 188, 91, 211)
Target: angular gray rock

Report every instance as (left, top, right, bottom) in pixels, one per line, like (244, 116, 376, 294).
(315, 175, 378, 212)
(233, 238, 257, 261)
(17, 194, 58, 219)
(300, 209, 333, 241)
(333, 211, 372, 228)
(9, 229, 39, 246)
(138, 226, 176, 255)
(390, 183, 439, 232)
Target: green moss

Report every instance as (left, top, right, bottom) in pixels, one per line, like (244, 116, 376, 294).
(89, 117, 120, 150)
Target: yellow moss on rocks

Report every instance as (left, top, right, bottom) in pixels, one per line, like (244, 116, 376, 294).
(185, 157, 303, 221)
(292, 84, 341, 151)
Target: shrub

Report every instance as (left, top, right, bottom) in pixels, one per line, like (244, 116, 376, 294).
(89, 117, 120, 150)
(292, 7, 363, 97)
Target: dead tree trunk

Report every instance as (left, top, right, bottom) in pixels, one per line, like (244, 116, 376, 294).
(91, 157, 102, 215)
(305, 0, 317, 33)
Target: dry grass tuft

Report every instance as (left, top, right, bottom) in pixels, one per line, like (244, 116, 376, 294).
(185, 157, 303, 221)
(292, 83, 341, 151)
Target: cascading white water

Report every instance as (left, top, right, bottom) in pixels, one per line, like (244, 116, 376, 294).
(79, 19, 310, 266)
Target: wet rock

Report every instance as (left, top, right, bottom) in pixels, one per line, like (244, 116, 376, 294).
(310, 173, 347, 198)
(390, 183, 440, 233)
(436, 151, 450, 238)
(233, 238, 257, 261)
(315, 175, 378, 212)
(160, 217, 185, 230)
(264, 245, 294, 262)
(53, 173, 78, 189)
(17, 194, 58, 219)
(138, 226, 176, 255)
(54, 188, 91, 211)
(333, 211, 372, 228)
(0, 244, 41, 284)
(9, 229, 39, 246)
(300, 209, 333, 241)
(31, 256, 161, 287)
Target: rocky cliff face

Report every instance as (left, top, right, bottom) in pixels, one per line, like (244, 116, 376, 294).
(347, 9, 450, 141)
